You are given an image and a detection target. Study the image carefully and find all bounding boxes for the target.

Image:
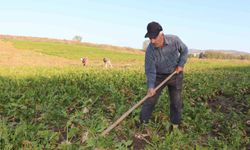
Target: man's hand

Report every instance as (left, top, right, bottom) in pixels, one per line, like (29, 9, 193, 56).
(175, 66, 184, 74)
(147, 88, 156, 97)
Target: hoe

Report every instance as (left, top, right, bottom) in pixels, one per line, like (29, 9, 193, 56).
(101, 71, 177, 136)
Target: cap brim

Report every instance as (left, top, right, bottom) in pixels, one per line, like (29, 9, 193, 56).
(144, 32, 159, 38)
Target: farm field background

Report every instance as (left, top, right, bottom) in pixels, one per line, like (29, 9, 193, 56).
(0, 37, 249, 149)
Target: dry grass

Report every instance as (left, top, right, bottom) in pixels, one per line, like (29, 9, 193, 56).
(0, 40, 79, 67)
(0, 34, 144, 55)
(0, 39, 143, 68)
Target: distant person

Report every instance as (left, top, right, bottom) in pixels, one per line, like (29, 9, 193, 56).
(139, 21, 188, 132)
(81, 57, 88, 66)
(103, 57, 113, 68)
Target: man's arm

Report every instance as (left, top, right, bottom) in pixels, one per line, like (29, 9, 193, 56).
(175, 36, 188, 73)
(145, 45, 156, 96)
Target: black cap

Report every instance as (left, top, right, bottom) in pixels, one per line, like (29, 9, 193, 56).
(145, 21, 163, 38)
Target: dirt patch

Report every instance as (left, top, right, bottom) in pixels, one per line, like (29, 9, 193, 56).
(133, 135, 152, 150)
(114, 131, 152, 149)
(133, 136, 147, 150)
(207, 92, 249, 114)
(0, 40, 79, 67)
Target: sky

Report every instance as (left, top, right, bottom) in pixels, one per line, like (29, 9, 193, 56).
(1, 0, 250, 53)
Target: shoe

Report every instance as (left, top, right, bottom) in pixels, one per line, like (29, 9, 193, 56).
(169, 124, 179, 133)
(135, 121, 141, 129)
(135, 129, 150, 139)
(173, 124, 179, 129)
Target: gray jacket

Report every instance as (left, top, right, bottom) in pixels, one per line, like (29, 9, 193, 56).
(145, 34, 188, 88)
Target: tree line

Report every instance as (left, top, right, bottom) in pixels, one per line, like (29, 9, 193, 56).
(189, 51, 250, 60)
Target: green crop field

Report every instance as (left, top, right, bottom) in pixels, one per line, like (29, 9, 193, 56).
(7, 39, 144, 64)
(0, 38, 249, 149)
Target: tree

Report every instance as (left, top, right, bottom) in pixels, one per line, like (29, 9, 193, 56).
(73, 35, 82, 42)
(142, 40, 150, 51)
(199, 52, 205, 59)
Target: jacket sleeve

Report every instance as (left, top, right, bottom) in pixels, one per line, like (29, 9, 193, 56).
(145, 45, 156, 89)
(175, 36, 188, 67)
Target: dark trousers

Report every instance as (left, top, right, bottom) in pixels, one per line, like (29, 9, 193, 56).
(140, 72, 183, 125)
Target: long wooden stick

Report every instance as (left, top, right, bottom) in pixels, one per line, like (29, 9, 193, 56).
(101, 71, 177, 136)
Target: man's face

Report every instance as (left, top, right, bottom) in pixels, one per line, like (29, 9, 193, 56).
(150, 33, 164, 48)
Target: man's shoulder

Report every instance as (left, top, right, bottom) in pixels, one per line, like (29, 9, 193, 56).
(164, 34, 180, 45)
(165, 34, 178, 38)
(165, 34, 179, 40)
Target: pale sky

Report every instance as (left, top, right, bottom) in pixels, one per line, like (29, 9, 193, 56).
(1, 0, 250, 53)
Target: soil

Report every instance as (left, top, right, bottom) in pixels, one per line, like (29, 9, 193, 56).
(208, 94, 249, 115)
(133, 136, 148, 150)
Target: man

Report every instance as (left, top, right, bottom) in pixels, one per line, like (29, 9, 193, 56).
(140, 21, 188, 130)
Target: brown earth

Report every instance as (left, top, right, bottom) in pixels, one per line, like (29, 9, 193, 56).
(208, 94, 249, 115)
